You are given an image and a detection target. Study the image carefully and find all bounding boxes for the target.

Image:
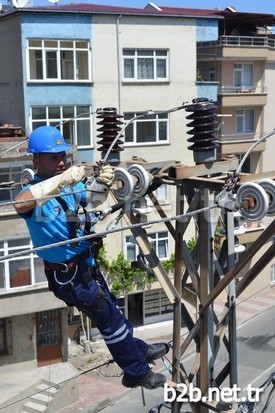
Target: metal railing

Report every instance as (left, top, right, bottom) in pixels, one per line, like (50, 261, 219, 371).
(219, 84, 267, 94)
(198, 35, 275, 49)
(218, 132, 261, 142)
(219, 35, 275, 48)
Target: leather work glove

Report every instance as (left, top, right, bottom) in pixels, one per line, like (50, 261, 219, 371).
(96, 164, 114, 187)
(85, 163, 114, 208)
(29, 165, 86, 205)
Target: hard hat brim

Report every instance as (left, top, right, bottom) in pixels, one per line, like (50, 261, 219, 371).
(28, 144, 72, 154)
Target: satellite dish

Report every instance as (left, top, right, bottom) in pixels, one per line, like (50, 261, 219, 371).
(12, 0, 33, 8)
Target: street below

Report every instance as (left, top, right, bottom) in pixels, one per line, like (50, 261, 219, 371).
(100, 305, 275, 413)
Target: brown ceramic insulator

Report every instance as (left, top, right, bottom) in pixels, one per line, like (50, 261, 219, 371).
(96, 107, 124, 153)
(185, 98, 219, 153)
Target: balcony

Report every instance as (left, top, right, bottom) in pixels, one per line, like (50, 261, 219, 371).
(219, 35, 275, 48)
(218, 85, 267, 106)
(219, 133, 266, 155)
(198, 35, 275, 63)
(219, 85, 266, 95)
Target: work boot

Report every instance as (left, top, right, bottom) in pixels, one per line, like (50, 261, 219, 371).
(122, 370, 166, 390)
(145, 342, 169, 363)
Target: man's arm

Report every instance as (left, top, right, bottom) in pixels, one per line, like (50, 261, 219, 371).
(14, 189, 36, 214)
(14, 165, 86, 215)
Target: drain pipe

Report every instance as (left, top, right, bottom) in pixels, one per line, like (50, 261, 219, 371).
(116, 15, 122, 114)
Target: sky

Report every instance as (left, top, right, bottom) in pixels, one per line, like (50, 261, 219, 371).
(16, 0, 275, 15)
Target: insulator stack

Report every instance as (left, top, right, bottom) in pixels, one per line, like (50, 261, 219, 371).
(185, 98, 219, 164)
(96, 107, 124, 164)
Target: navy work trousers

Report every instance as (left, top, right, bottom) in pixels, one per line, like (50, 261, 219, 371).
(45, 261, 149, 378)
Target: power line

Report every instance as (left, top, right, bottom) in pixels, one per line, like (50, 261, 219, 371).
(0, 203, 217, 262)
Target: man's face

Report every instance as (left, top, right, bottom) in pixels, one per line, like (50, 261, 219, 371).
(33, 152, 68, 179)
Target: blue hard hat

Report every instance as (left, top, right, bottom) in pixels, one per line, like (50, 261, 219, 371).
(27, 126, 72, 153)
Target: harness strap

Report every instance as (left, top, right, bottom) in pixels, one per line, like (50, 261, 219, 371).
(29, 179, 80, 246)
(83, 207, 92, 234)
(55, 196, 80, 246)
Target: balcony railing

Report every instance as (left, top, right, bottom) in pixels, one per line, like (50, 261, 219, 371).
(220, 35, 275, 48)
(219, 85, 267, 95)
(219, 132, 261, 142)
(198, 35, 275, 49)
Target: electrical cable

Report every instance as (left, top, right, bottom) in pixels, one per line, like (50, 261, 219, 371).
(1, 186, 90, 206)
(102, 101, 202, 163)
(2, 107, 275, 413)
(0, 111, 97, 160)
(0, 138, 29, 159)
(0, 358, 115, 411)
(0, 203, 217, 262)
(236, 129, 275, 175)
(260, 380, 275, 413)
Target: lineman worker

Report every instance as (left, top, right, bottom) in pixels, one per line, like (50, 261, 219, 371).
(14, 126, 169, 390)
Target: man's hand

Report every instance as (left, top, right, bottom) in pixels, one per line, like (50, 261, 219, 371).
(57, 165, 86, 189)
(86, 163, 114, 208)
(96, 164, 114, 187)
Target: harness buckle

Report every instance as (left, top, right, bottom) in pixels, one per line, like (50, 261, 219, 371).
(60, 263, 69, 273)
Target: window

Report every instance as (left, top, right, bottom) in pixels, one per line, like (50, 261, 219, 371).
(0, 239, 46, 290)
(31, 105, 92, 148)
(124, 112, 169, 145)
(123, 49, 169, 81)
(125, 231, 169, 262)
(144, 289, 173, 318)
(27, 39, 91, 82)
(234, 63, 253, 88)
(0, 163, 33, 204)
(236, 108, 254, 134)
(146, 184, 169, 205)
(209, 67, 215, 82)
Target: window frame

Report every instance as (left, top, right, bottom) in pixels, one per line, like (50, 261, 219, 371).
(30, 105, 93, 149)
(234, 63, 253, 88)
(125, 231, 169, 262)
(236, 108, 255, 134)
(123, 112, 169, 146)
(27, 39, 91, 82)
(0, 239, 46, 291)
(146, 184, 169, 206)
(123, 48, 169, 82)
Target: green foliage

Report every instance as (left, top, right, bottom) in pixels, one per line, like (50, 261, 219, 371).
(187, 237, 196, 252)
(162, 253, 175, 272)
(96, 245, 110, 269)
(96, 236, 199, 296)
(97, 250, 155, 296)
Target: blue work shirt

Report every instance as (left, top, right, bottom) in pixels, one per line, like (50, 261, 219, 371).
(20, 175, 92, 263)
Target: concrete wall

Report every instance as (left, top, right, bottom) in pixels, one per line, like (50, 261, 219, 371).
(0, 287, 66, 317)
(92, 14, 196, 165)
(0, 14, 25, 127)
(91, 13, 200, 259)
(0, 313, 35, 367)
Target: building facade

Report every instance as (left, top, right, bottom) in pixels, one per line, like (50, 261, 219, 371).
(197, 8, 275, 296)
(1, 4, 275, 391)
(0, 2, 220, 377)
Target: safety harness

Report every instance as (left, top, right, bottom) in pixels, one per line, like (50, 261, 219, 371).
(28, 179, 93, 246)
